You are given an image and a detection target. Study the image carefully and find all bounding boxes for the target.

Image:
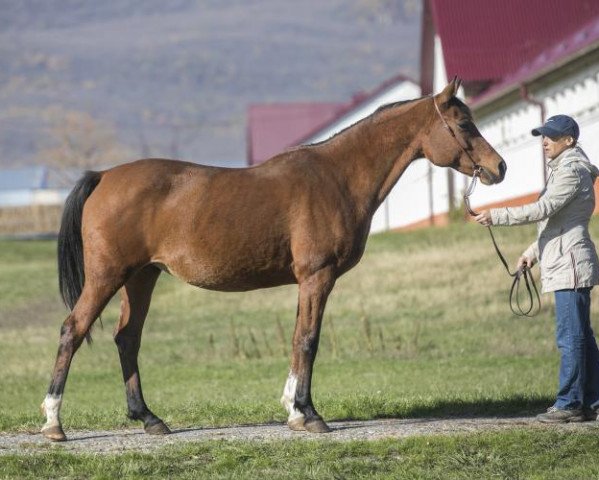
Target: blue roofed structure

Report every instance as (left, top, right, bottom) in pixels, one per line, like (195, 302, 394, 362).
(0, 167, 48, 190)
(0, 166, 72, 207)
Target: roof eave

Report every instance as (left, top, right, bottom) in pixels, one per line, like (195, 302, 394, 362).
(471, 39, 599, 112)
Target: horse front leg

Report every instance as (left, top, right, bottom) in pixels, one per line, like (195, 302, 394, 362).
(281, 266, 335, 433)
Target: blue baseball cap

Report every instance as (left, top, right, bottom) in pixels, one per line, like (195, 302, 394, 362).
(531, 115, 579, 140)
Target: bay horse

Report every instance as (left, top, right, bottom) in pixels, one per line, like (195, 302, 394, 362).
(41, 79, 506, 441)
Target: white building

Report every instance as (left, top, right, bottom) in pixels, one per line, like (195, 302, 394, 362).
(423, 0, 599, 221)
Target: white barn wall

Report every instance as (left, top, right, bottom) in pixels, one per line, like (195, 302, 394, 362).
(542, 69, 599, 158)
(431, 161, 449, 216)
(371, 159, 432, 233)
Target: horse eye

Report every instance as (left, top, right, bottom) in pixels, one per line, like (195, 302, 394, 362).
(458, 121, 473, 130)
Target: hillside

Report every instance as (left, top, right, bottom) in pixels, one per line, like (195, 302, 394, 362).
(0, 0, 421, 168)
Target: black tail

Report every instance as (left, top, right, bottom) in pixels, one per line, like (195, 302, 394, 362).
(58, 171, 102, 313)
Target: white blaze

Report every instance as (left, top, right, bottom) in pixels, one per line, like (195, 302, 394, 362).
(280, 372, 304, 421)
(42, 394, 62, 428)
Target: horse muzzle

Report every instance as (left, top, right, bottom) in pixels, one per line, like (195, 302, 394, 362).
(479, 160, 507, 185)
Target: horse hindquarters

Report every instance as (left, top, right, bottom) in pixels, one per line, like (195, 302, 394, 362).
(114, 265, 170, 435)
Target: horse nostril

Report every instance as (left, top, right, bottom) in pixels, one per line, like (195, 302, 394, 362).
(498, 160, 507, 178)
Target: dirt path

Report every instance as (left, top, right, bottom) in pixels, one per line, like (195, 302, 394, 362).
(1, 417, 598, 455)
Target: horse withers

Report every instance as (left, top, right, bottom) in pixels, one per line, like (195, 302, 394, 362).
(41, 79, 505, 441)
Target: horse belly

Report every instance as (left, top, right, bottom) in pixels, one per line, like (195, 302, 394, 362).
(195, 269, 296, 292)
(154, 244, 295, 292)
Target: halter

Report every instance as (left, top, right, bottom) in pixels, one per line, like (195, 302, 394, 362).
(432, 95, 483, 186)
(432, 96, 541, 317)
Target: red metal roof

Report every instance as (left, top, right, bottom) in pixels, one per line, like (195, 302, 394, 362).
(430, 0, 599, 83)
(472, 14, 599, 107)
(247, 102, 345, 165)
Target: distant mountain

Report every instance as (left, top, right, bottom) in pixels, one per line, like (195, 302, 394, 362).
(0, 0, 421, 168)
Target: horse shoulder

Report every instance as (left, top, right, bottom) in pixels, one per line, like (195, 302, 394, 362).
(272, 149, 369, 278)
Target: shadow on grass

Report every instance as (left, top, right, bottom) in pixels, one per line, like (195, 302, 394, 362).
(334, 394, 556, 422)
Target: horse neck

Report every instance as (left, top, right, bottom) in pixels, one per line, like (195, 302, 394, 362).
(319, 99, 428, 217)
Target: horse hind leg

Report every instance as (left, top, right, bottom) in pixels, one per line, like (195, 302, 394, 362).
(114, 265, 169, 435)
(41, 279, 122, 441)
(281, 266, 335, 433)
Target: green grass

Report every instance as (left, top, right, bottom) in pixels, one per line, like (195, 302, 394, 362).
(3, 220, 599, 477)
(3, 430, 599, 479)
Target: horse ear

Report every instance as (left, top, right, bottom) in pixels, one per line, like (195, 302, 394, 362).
(455, 76, 462, 91)
(436, 77, 460, 104)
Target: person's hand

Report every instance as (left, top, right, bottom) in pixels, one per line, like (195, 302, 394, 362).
(474, 210, 492, 226)
(517, 255, 532, 271)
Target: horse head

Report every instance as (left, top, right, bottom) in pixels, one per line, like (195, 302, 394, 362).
(422, 78, 506, 185)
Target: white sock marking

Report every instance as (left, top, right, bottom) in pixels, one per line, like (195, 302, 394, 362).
(42, 394, 62, 429)
(280, 372, 304, 421)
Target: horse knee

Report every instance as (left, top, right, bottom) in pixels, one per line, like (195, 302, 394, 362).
(301, 333, 319, 352)
(292, 331, 318, 358)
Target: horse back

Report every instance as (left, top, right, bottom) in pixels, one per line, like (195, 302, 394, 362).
(81, 157, 368, 290)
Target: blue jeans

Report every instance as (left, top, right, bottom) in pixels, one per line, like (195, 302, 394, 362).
(554, 288, 599, 410)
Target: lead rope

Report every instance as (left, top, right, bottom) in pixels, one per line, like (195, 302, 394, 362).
(431, 95, 540, 316)
(463, 173, 541, 317)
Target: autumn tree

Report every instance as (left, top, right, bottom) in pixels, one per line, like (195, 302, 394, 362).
(40, 108, 131, 181)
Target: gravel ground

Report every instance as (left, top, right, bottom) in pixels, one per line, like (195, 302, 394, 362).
(1, 417, 598, 455)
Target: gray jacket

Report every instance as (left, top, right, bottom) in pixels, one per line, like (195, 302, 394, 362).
(490, 146, 599, 293)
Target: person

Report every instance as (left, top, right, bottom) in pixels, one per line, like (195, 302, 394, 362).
(475, 114, 599, 423)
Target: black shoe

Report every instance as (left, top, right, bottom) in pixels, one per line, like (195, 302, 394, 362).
(583, 407, 598, 421)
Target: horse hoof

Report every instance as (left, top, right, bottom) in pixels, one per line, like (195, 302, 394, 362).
(287, 417, 306, 431)
(41, 425, 67, 442)
(145, 421, 171, 435)
(304, 418, 332, 433)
